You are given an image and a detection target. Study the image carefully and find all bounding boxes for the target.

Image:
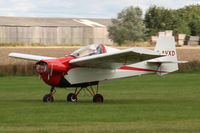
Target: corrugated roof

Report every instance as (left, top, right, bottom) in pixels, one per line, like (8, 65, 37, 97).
(0, 16, 112, 27)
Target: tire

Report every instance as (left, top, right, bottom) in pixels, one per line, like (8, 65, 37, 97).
(67, 93, 77, 102)
(43, 94, 54, 102)
(93, 94, 104, 103)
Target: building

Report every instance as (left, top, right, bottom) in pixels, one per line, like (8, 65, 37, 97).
(0, 16, 113, 45)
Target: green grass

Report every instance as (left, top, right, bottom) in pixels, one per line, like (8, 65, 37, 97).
(0, 43, 25, 47)
(0, 73, 200, 133)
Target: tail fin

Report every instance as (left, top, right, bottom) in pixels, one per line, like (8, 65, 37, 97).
(154, 36, 178, 75)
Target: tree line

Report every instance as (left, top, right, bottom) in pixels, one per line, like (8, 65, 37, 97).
(108, 4, 200, 45)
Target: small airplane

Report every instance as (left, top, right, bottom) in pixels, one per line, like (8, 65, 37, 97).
(9, 36, 187, 103)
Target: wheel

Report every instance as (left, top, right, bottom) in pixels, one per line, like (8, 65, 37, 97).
(67, 93, 77, 102)
(43, 94, 54, 102)
(93, 94, 103, 103)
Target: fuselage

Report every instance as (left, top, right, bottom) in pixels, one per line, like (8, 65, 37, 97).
(34, 45, 168, 88)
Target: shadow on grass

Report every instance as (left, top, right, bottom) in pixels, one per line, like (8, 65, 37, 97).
(2, 98, 195, 105)
(104, 98, 194, 104)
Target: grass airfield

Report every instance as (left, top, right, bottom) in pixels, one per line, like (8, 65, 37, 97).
(0, 73, 200, 133)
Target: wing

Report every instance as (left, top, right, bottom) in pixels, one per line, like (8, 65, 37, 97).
(9, 52, 56, 61)
(70, 47, 165, 69)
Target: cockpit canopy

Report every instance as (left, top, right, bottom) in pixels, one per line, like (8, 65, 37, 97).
(71, 44, 105, 57)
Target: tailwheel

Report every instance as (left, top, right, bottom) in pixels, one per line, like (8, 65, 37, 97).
(93, 94, 103, 103)
(67, 93, 77, 102)
(43, 86, 55, 102)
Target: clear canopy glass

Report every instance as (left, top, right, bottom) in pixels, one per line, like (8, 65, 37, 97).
(71, 44, 103, 57)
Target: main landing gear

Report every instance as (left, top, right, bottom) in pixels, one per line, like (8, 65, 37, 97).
(42, 82, 103, 103)
(67, 82, 104, 103)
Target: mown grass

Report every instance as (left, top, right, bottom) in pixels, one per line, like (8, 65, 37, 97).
(0, 73, 200, 133)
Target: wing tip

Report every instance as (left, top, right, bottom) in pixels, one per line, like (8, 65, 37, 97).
(8, 52, 15, 57)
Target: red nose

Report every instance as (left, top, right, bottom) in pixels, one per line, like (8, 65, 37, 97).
(34, 60, 68, 74)
(34, 56, 76, 86)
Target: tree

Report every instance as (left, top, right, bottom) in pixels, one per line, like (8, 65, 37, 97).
(145, 4, 200, 36)
(173, 21, 191, 35)
(189, 19, 200, 36)
(108, 6, 146, 45)
(186, 5, 200, 36)
(145, 6, 166, 36)
(145, 6, 182, 35)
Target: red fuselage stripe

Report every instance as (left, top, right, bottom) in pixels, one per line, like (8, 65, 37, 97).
(120, 66, 169, 73)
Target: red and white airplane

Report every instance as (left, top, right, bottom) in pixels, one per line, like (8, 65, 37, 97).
(9, 36, 186, 103)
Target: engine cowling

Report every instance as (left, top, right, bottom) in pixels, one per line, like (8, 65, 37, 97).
(34, 60, 67, 74)
(33, 56, 76, 87)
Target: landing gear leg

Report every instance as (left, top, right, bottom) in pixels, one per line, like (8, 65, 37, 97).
(66, 82, 104, 103)
(87, 82, 104, 103)
(43, 86, 55, 102)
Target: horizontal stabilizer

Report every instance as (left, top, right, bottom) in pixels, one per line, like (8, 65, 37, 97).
(9, 52, 56, 61)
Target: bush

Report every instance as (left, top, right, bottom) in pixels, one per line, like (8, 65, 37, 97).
(0, 43, 25, 47)
(0, 70, 6, 77)
(178, 61, 200, 72)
